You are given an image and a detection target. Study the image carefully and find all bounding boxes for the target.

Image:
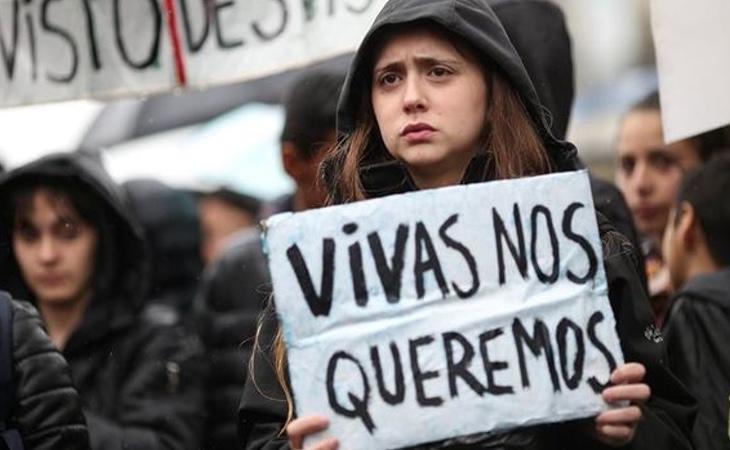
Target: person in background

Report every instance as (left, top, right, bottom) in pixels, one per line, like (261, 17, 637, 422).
(124, 178, 203, 324)
(240, 0, 696, 448)
(662, 155, 730, 450)
(0, 152, 206, 450)
(1, 291, 90, 450)
(615, 91, 730, 324)
(194, 69, 346, 450)
(199, 187, 261, 265)
(262, 70, 347, 217)
(488, 0, 642, 262)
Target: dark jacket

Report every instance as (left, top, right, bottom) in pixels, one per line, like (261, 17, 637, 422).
(195, 229, 272, 450)
(9, 298, 90, 450)
(0, 152, 206, 450)
(239, 0, 695, 448)
(663, 268, 730, 450)
(123, 178, 203, 324)
(488, 0, 641, 251)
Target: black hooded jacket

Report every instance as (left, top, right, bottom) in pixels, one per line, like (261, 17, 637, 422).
(239, 1, 695, 449)
(663, 268, 730, 450)
(123, 178, 203, 324)
(7, 297, 90, 450)
(0, 152, 206, 450)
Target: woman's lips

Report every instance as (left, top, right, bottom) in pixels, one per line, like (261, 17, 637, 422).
(401, 123, 436, 144)
(37, 274, 66, 287)
(635, 205, 663, 221)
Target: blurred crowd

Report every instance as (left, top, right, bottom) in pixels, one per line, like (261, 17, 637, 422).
(0, 0, 729, 450)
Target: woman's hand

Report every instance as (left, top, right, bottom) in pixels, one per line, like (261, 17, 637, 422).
(593, 362, 651, 446)
(287, 415, 338, 450)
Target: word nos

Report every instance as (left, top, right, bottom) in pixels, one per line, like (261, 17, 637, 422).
(326, 311, 618, 432)
(286, 202, 598, 317)
(0, 0, 377, 84)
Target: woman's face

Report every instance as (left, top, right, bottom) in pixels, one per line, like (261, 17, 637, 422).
(12, 189, 98, 307)
(371, 28, 487, 189)
(615, 110, 702, 243)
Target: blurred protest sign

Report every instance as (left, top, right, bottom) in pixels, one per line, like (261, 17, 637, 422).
(0, 0, 386, 107)
(650, 0, 730, 143)
(264, 170, 623, 450)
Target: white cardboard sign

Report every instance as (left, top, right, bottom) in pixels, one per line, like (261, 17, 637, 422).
(0, 0, 387, 107)
(650, 0, 730, 143)
(264, 170, 624, 450)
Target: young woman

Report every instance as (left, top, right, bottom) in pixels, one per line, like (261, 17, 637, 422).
(0, 152, 206, 450)
(239, 1, 695, 449)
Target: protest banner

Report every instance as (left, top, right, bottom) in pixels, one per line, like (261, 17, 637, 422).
(650, 0, 730, 143)
(0, 0, 387, 107)
(264, 170, 624, 450)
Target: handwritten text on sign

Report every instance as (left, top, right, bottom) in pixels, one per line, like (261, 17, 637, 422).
(0, 0, 387, 107)
(265, 170, 624, 450)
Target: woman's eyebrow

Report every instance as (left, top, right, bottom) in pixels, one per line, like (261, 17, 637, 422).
(373, 60, 404, 76)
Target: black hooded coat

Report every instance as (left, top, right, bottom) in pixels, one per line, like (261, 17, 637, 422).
(0, 153, 206, 450)
(663, 268, 730, 450)
(6, 296, 90, 450)
(238, 1, 695, 449)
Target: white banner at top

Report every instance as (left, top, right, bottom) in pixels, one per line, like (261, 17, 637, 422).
(0, 0, 387, 108)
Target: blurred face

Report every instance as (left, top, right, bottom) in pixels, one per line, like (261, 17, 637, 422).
(371, 28, 487, 189)
(199, 196, 256, 265)
(12, 190, 98, 307)
(616, 110, 702, 242)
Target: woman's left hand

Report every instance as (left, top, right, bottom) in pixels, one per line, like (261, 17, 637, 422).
(593, 362, 650, 446)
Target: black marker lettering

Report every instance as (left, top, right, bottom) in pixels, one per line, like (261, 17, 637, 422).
(42, 0, 78, 83)
(587, 311, 618, 393)
(512, 318, 561, 392)
(414, 221, 449, 299)
(213, 0, 243, 48)
(563, 202, 598, 284)
(530, 205, 560, 284)
(370, 343, 405, 405)
(113, 0, 162, 69)
(557, 318, 585, 390)
(326, 351, 375, 433)
(479, 328, 514, 395)
(443, 332, 486, 397)
(409, 335, 443, 407)
(0, 0, 20, 79)
(81, 0, 101, 69)
(368, 225, 408, 303)
(252, 0, 287, 41)
(439, 214, 480, 298)
(178, 0, 210, 52)
(494, 204, 528, 285)
(286, 240, 335, 317)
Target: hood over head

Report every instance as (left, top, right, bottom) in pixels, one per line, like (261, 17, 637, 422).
(0, 152, 148, 325)
(488, 0, 574, 140)
(334, 0, 579, 187)
(123, 178, 201, 299)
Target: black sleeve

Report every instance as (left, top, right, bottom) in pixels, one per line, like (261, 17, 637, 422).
(599, 225, 696, 450)
(238, 304, 291, 450)
(664, 297, 730, 450)
(85, 325, 207, 450)
(11, 300, 91, 450)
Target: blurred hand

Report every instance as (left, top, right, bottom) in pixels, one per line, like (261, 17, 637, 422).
(287, 415, 338, 450)
(593, 362, 650, 446)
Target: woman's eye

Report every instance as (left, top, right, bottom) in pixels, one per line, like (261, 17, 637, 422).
(429, 67, 451, 78)
(58, 221, 80, 240)
(380, 73, 400, 86)
(649, 153, 676, 171)
(16, 226, 38, 243)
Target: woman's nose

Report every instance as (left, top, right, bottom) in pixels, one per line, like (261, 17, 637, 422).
(402, 77, 427, 113)
(38, 236, 59, 263)
(632, 161, 655, 196)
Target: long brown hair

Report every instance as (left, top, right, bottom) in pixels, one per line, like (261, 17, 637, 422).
(255, 22, 554, 431)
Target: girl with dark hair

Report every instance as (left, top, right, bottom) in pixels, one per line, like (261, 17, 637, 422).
(239, 1, 696, 449)
(0, 152, 206, 450)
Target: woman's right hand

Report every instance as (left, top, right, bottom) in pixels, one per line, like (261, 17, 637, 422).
(287, 415, 338, 450)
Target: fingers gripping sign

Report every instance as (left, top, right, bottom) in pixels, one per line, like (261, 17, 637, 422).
(594, 363, 651, 446)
